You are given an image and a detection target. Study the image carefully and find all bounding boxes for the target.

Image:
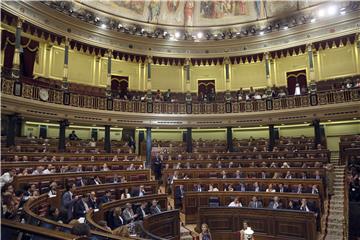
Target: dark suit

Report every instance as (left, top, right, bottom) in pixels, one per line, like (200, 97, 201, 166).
(109, 214, 125, 230)
(174, 187, 184, 209)
(132, 189, 145, 197)
(150, 205, 161, 215)
(88, 197, 98, 209)
(277, 186, 289, 193)
(73, 199, 87, 219)
(248, 200, 263, 208)
(136, 206, 147, 221)
(193, 186, 203, 192)
(122, 208, 136, 224)
(153, 157, 162, 181)
(99, 195, 110, 205)
(61, 191, 77, 221)
(76, 178, 87, 187)
(268, 201, 283, 209)
(91, 178, 102, 185)
(235, 185, 246, 192)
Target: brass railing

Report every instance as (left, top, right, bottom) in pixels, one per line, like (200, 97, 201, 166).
(2, 78, 359, 114)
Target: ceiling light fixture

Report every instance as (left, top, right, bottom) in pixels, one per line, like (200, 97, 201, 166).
(174, 32, 180, 38)
(340, 10, 346, 15)
(101, 23, 107, 29)
(318, 9, 325, 17)
(310, 18, 316, 23)
(197, 32, 203, 39)
(327, 5, 337, 15)
(283, 26, 288, 30)
(259, 31, 264, 36)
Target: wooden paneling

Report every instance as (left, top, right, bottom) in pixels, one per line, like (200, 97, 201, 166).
(183, 192, 320, 224)
(143, 210, 180, 240)
(197, 207, 317, 240)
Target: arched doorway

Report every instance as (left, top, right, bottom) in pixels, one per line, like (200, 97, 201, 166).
(111, 76, 129, 98)
(286, 70, 307, 95)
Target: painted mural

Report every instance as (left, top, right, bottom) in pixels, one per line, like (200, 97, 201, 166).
(75, 0, 320, 27)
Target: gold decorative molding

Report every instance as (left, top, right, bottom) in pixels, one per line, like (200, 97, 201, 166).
(2, 1, 360, 58)
(2, 93, 359, 128)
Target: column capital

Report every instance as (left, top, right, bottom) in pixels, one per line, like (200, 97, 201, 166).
(356, 32, 360, 41)
(107, 49, 113, 58)
(185, 58, 191, 66)
(306, 43, 313, 51)
(223, 57, 230, 64)
(146, 55, 153, 64)
(16, 18, 24, 28)
(64, 37, 70, 47)
(264, 52, 270, 60)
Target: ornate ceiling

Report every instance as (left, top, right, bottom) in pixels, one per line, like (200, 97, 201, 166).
(1, 1, 360, 57)
(42, 0, 357, 41)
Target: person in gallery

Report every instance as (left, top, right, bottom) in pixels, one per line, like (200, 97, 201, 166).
(294, 82, 301, 96)
(239, 221, 255, 240)
(199, 223, 212, 240)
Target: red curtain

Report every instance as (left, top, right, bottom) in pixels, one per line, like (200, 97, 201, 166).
(111, 76, 129, 92)
(1, 30, 15, 70)
(1, 30, 39, 78)
(286, 70, 307, 95)
(198, 80, 215, 95)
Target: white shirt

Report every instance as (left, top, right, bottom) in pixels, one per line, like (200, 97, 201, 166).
(294, 84, 301, 96)
(42, 169, 51, 174)
(266, 189, 276, 193)
(0, 172, 13, 188)
(228, 202, 242, 207)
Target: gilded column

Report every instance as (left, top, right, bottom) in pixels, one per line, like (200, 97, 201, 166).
(146, 56, 153, 101)
(264, 52, 272, 95)
(106, 49, 113, 97)
(185, 58, 192, 102)
(224, 57, 232, 101)
(12, 18, 23, 80)
(62, 37, 70, 90)
(355, 33, 360, 74)
(307, 43, 317, 92)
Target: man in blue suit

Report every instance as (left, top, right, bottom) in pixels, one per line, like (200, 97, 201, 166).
(61, 183, 78, 222)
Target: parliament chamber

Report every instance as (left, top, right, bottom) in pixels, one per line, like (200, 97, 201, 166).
(1, 1, 360, 240)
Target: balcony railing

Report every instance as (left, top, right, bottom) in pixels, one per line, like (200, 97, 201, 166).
(2, 78, 359, 114)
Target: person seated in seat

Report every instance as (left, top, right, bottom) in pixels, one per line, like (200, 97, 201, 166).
(199, 223, 212, 240)
(311, 185, 319, 195)
(208, 184, 219, 192)
(48, 181, 58, 197)
(99, 190, 112, 205)
(108, 207, 125, 230)
(47, 207, 61, 222)
(69, 130, 79, 141)
(91, 176, 102, 185)
(122, 203, 138, 223)
(89, 138, 96, 147)
(70, 223, 91, 238)
(87, 191, 98, 210)
(239, 221, 254, 240)
(299, 198, 312, 212)
(98, 220, 112, 231)
(164, 89, 172, 102)
(248, 196, 263, 208)
(266, 184, 275, 192)
(136, 202, 148, 221)
(121, 188, 131, 199)
(150, 199, 162, 214)
(228, 197, 242, 207)
(268, 196, 282, 209)
(73, 195, 89, 219)
(133, 185, 146, 197)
